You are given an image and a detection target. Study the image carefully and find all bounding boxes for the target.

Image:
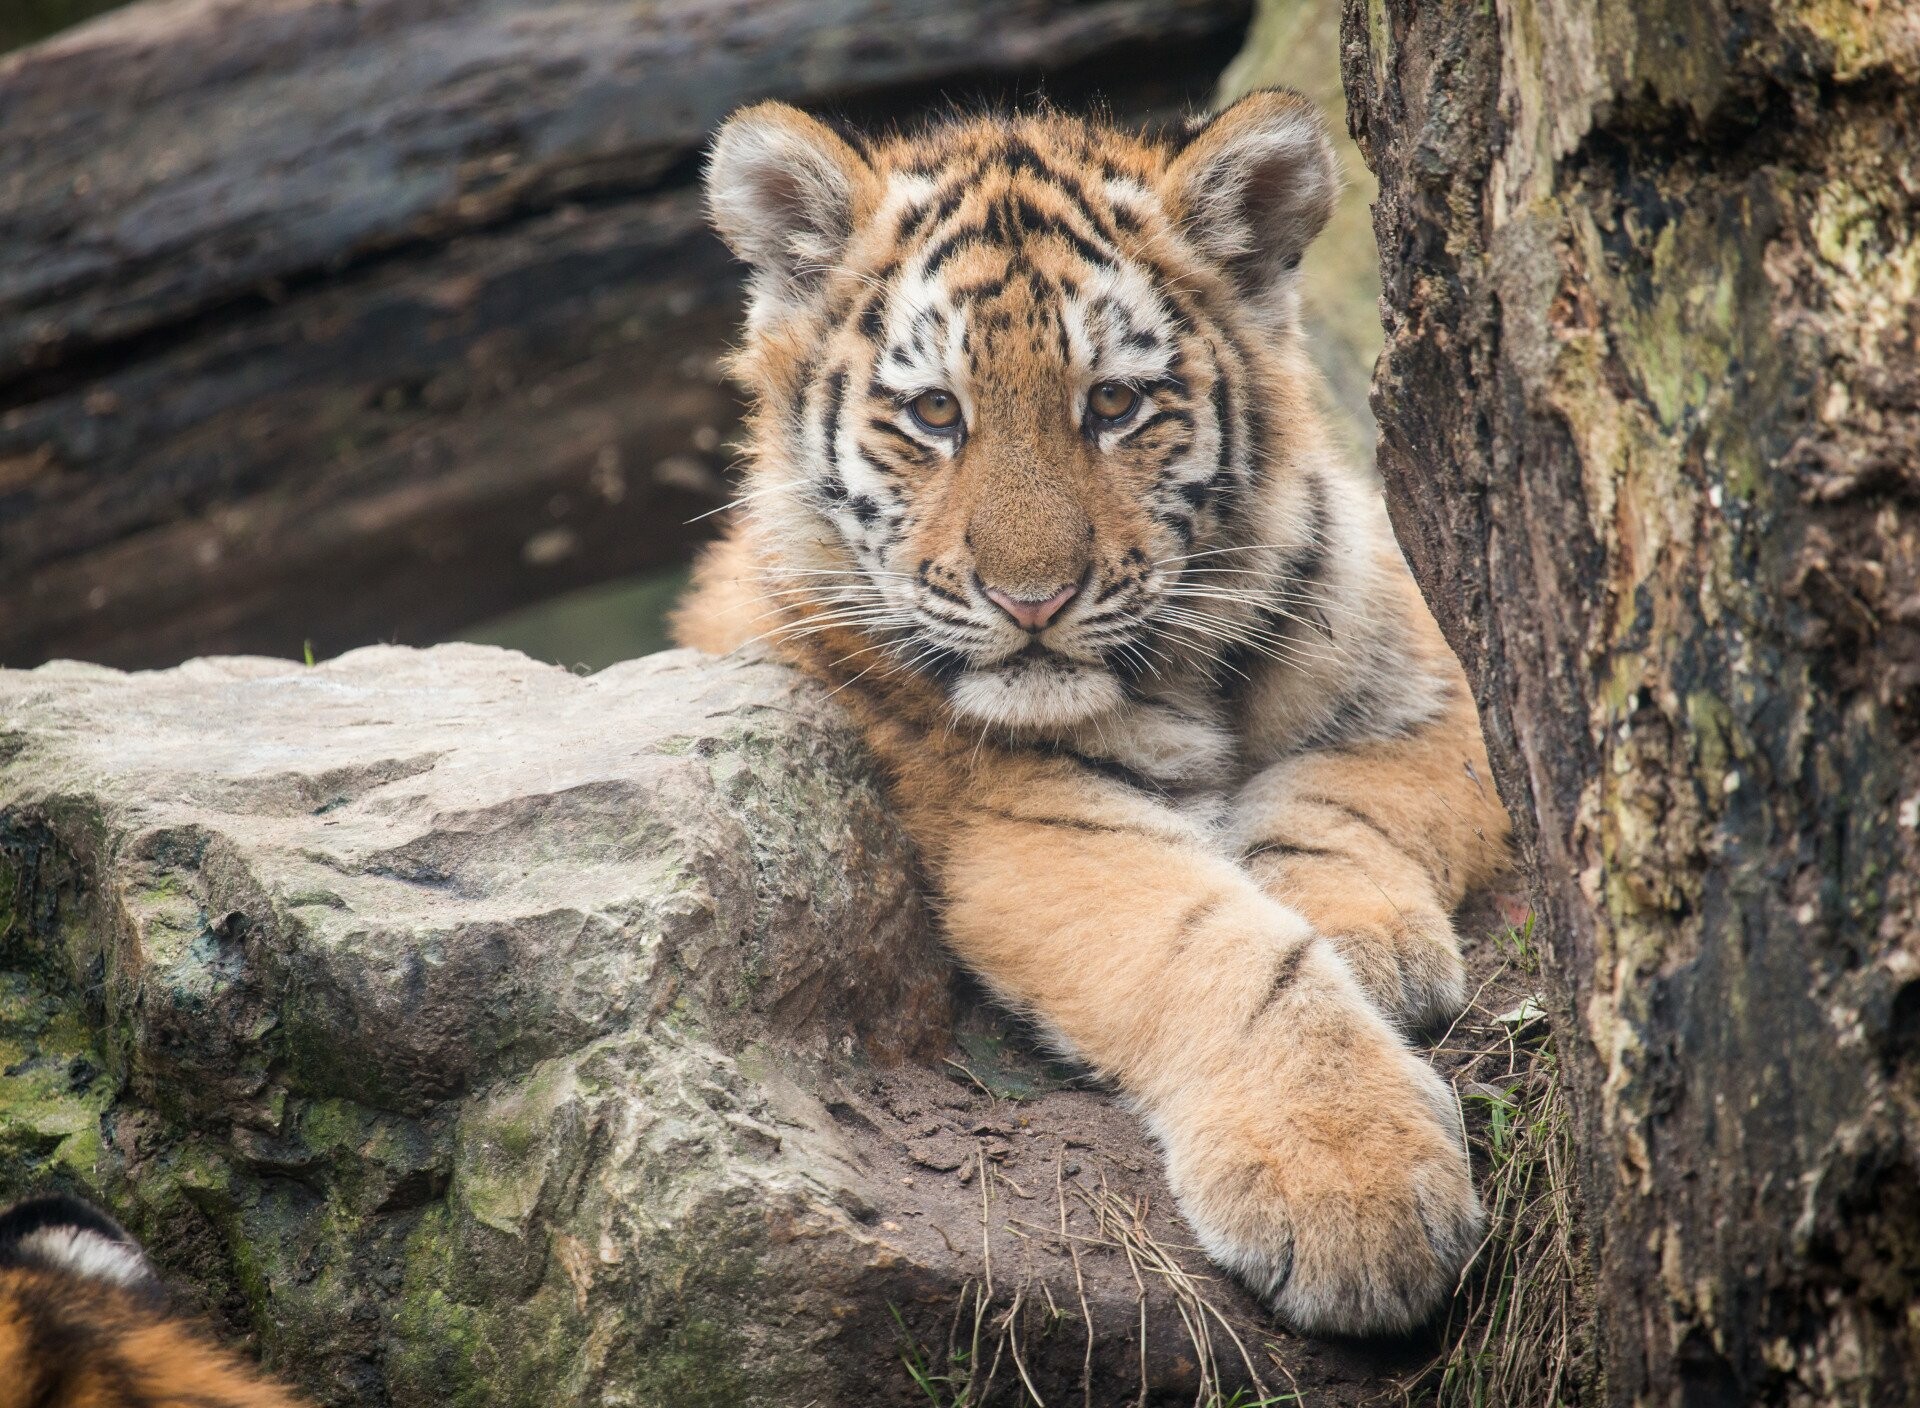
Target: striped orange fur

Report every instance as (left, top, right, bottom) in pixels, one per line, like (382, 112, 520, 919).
(0, 1196, 307, 1408)
(675, 91, 1512, 1335)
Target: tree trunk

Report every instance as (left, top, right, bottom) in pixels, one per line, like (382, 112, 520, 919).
(0, 0, 1249, 669)
(1344, 2, 1920, 1403)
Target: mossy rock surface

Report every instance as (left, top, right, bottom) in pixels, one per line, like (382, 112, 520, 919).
(0, 643, 1453, 1405)
(0, 645, 950, 1404)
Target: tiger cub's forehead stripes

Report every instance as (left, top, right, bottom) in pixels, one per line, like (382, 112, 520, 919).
(852, 126, 1190, 357)
(813, 120, 1262, 546)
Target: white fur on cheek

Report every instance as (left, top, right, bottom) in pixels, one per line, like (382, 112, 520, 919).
(21, 1225, 152, 1288)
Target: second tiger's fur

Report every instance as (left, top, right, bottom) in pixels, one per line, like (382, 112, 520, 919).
(0, 1194, 307, 1408)
(676, 91, 1512, 1334)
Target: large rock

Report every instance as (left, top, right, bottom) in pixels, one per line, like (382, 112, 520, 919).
(0, 644, 1448, 1404)
(0, 645, 951, 1402)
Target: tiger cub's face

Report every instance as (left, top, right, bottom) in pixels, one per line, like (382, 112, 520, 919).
(708, 94, 1337, 729)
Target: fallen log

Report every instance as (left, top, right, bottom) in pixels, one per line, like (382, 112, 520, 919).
(0, 0, 1251, 668)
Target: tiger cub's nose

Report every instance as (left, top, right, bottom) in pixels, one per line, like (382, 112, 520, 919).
(983, 582, 1079, 632)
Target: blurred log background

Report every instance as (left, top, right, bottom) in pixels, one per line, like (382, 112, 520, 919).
(1, 0, 1300, 670)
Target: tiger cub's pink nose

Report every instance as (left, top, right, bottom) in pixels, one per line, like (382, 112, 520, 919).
(983, 582, 1079, 631)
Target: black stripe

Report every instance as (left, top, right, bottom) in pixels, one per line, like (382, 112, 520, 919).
(1021, 155, 1128, 249)
(1169, 896, 1225, 955)
(1286, 473, 1332, 588)
(1098, 645, 1150, 689)
(999, 136, 1059, 185)
(953, 273, 1011, 304)
(1249, 940, 1314, 1024)
(1030, 741, 1167, 796)
(1118, 408, 1194, 444)
(899, 182, 967, 243)
(979, 806, 1152, 839)
(1242, 839, 1341, 863)
(1051, 220, 1116, 268)
(820, 115, 871, 159)
(820, 369, 846, 473)
(1155, 509, 1196, 544)
(918, 646, 971, 684)
(1296, 795, 1401, 849)
(865, 418, 934, 458)
(1211, 371, 1237, 486)
(922, 227, 979, 274)
(1214, 323, 1269, 488)
(919, 605, 983, 631)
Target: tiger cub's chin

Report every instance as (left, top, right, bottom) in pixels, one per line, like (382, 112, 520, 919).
(946, 657, 1125, 729)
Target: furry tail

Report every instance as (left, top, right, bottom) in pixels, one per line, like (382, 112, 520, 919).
(0, 1192, 158, 1293)
(0, 1192, 310, 1408)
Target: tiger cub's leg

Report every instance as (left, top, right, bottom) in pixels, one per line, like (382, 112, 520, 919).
(905, 745, 1484, 1335)
(1231, 688, 1512, 1032)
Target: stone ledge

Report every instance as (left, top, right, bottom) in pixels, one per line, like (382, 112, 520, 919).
(0, 643, 1418, 1405)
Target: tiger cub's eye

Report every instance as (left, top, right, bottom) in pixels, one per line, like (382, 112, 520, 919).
(909, 389, 962, 433)
(1087, 381, 1140, 424)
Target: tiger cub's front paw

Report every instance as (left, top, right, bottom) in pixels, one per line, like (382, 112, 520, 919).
(1163, 960, 1482, 1335)
(1322, 907, 1467, 1034)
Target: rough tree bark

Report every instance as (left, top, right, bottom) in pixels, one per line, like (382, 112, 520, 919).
(1345, 2, 1920, 1403)
(0, 0, 1247, 670)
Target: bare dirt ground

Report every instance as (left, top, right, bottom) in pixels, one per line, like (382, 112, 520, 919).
(821, 885, 1545, 1407)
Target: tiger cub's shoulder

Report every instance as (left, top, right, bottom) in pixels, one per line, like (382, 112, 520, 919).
(0, 1194, 308, 1408)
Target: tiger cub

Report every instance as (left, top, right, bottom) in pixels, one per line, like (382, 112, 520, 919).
(0, 1194, 307, 1407)
(673, 90, 1512, 1335)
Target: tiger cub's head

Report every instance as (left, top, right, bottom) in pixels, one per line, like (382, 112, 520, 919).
(707, 93, 1339, 729)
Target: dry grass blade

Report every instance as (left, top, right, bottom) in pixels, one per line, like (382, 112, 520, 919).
(1403, 912, 1587, 1408)
(1072, 1173, 1291, 1407)
(1056, 1149, 1095, 1408)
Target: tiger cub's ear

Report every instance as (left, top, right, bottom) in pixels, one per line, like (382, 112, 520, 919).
(0, 1193, 158, 1295)
(1160, 89, 1339, 316)
(706, 102, 873, 317)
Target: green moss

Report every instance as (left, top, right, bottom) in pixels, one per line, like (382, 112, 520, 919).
(0, 969, 114, 1192)
(1793, 0, 1907, 83)
(456, 1056, 580, 1236)
(292, 1096, 444, 1216)
(628, 1315, 773, 1408)
(1686, 691, 1738, 794)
